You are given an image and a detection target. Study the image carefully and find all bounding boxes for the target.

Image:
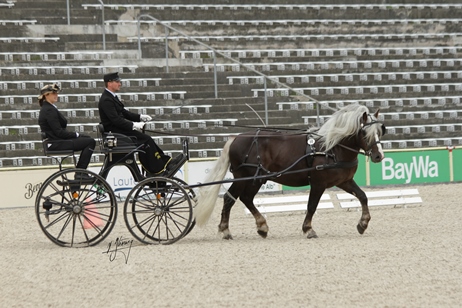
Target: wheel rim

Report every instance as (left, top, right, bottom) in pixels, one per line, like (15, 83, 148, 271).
(124, 177, 193, 245)
(35, 169, 117, 248)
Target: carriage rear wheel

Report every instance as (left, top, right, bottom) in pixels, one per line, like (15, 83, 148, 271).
(123, 177, 193, 245)
(35, 169, 117, 248)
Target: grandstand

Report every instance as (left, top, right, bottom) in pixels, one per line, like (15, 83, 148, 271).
(1, 0, 462, 168)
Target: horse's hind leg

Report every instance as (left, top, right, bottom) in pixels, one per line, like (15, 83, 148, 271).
(337, 180, 370, 234)
(219, 182, 241, 240)
(302, 187, 326, 239)
(219, 181, 268, 239)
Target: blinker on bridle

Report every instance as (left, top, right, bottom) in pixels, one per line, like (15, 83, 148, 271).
(358, 114, 386, 157)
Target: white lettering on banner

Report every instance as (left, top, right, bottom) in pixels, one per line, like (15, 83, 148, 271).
(382, 156, 438, 183)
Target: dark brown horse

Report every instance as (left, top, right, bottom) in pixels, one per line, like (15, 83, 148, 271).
(194, 104, 385, 239)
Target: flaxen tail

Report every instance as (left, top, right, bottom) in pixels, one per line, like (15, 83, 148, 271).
(194, 138, 235, 226)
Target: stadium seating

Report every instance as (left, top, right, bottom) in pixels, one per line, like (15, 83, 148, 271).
(0, 51, 114, 61)
(180, 46, 462, 59)
(82, 4, 462, 11)
(1, 1, 462, 167)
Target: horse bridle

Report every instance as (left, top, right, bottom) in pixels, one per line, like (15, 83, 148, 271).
(339, 116, 385, 157)
(360, 116, 385, 156)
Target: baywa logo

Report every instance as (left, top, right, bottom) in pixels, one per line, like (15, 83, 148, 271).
(382, 156, 438, 184)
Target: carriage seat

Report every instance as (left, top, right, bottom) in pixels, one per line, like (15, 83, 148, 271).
(96, 123, 138, 155)
(41, 132, 78, 168)
(41, 132, 76, 156)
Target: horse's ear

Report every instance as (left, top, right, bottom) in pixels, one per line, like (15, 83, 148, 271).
(361, 112, 368, 125)
(374, 109, 380, 118)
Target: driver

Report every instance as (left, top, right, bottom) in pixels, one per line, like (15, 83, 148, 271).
(98, 72, 184, 176)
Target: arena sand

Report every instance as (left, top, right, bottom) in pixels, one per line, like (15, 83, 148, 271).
(1, 183, 461, 307)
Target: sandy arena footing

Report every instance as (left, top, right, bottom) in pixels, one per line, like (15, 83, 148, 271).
(1, 183, 461, 307)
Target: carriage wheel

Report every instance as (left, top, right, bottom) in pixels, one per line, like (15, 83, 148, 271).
(35, 169, 117, 248)
(171, 177, 197, 237)
(123, 177, 193, 245)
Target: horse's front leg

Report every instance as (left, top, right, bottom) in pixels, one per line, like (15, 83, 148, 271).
(240, 185, 268, 238)
(302, 187, 326, 239)
(337, 180, 370, 234)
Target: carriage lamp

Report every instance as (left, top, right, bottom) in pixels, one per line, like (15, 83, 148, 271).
(105, 132, 117, 148)
(105, 132, 118, 161)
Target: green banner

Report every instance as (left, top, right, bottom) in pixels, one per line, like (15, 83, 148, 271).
(369, 149, 450, 185)
(451, 148, 462, 181)
(282, 148, 455, 191)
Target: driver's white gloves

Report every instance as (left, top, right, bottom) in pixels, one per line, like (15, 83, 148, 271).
(132, 122, 145, 131)
(140, 114, 152, 122)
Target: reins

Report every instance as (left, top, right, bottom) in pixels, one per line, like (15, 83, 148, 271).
(142, 127, 312, 139)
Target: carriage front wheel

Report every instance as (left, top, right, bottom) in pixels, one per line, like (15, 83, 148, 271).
(35, 169, 117, 248)
(123, 177, 193, 245)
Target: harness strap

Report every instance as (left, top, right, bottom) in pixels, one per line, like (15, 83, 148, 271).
(315, 159, 358, 171)
(240, 129, 273, 184)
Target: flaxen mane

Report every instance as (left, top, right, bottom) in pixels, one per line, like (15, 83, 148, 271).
(311, 104, 380, 151)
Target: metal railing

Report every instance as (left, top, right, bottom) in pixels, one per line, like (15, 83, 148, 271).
(66, 0, 70, 25)
(98, 0, 106, 50)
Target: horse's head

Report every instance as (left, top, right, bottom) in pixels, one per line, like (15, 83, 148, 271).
(358, 109, 385, 163)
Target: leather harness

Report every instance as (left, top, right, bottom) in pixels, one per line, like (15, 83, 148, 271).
(232, 129, 359, 185)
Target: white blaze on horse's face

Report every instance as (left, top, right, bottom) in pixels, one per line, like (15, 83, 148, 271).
(374, 131, 385, 162)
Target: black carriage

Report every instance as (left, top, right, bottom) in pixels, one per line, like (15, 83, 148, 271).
(35, 125, 196, 248)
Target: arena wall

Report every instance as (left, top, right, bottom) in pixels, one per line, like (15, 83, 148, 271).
(1, 147, 459, 209)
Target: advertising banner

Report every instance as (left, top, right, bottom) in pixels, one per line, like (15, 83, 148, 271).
(0, 148, 456, 209)
(451, 147, 462, 181)
(188, 160, 280, 195)
(369, 148, 450, 185)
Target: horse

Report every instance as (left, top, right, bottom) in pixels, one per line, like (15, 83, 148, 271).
(194, 103, 385, 239)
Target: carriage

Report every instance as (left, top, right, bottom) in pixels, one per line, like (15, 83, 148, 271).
(35, 124, 196, 247)
(35, 104, 385, 247)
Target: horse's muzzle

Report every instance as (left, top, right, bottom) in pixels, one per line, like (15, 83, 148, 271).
(371, 153, 384, 163)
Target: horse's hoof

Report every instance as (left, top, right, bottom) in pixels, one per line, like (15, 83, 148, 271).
(222, 234, 233, 240)
(219, 230, 234, 240)
(357, 223, 366, 234)
(306, 229, 318, 239)
(257, 230, 268, 238)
